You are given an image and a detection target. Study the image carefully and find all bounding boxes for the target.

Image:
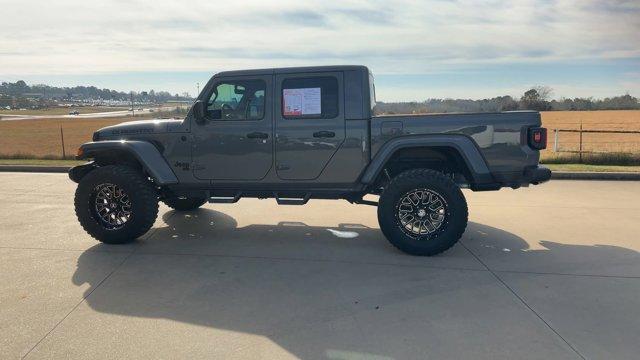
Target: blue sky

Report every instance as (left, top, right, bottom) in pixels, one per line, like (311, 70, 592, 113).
(1, 0, 639, 101)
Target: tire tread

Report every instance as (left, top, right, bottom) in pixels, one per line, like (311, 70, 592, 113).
(378, 168, 468, 256)
(74, 165, 158, 244)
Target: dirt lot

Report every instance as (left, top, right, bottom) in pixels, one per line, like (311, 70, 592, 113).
(1, 110, 638, 159)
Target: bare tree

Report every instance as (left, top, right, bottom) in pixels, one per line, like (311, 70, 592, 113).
(533, 86, 553, 101)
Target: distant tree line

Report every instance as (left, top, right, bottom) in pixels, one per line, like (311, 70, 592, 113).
(0, 80, 192, 103)
(375, 87, 640, 115)
(2, 80, 638, 113)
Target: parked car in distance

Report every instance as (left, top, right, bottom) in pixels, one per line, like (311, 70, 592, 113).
(69, 110, 80, 115)
(69, 65, 551, 256)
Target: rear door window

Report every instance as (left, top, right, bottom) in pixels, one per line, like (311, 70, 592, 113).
(281, 77, 338, 119)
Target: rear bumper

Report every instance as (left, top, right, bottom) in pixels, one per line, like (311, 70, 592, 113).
(474, 165, 552, 191)
(524, 166, 552, 185)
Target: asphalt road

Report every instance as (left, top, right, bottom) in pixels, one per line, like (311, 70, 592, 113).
(1, 173, 639, 359)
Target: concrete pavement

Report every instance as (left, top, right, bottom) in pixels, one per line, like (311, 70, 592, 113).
(1, 173, 639, 359)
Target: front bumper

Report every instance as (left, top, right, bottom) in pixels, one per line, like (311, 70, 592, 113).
(524, 166, 552, 185)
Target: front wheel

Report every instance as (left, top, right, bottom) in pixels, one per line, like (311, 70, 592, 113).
(378, 169, 468, 256)
(75, 165, 159, 244)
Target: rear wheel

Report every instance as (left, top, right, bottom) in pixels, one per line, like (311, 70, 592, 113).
(162, 197, 207, 211)
(75, 165, 158, 244)
(378, 169, 468, 256)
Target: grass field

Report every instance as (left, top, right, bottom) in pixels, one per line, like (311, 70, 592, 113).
(0, 116, 151, 159)
(1, 109, 638, 164)
(545, 164, 640, 172)
(0, 106, 129, 116)
(541, 110, 640, 131)
(540, 110, 640, 159)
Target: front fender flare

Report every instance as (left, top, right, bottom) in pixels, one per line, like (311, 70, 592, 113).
(76, 140, 178, 185)
(360, 134, 495, 185)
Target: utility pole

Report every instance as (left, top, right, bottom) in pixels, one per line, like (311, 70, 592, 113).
(130, 92, 134, 116)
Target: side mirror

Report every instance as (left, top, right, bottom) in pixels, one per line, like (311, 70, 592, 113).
(193, 100, 206, 124)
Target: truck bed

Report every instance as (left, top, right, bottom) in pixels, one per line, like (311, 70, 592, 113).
(370, 111, 542, 183)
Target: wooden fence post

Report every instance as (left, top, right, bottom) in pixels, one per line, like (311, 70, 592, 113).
(579, 123, 583, 163)
(60, 126, 66, 159)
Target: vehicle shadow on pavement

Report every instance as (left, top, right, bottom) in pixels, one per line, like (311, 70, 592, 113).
(70, 208, 639, 358)
(463, 221, 640, 276)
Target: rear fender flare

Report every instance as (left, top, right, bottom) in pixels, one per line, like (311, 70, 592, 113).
(360, 134, 494, 185)
(77, 140, 178, 185)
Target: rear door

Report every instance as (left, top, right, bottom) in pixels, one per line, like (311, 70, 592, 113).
(274, 72, 345, 180)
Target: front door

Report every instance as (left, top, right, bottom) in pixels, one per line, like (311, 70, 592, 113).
(274, 72, 345, 180)
(192, 75, 273, 180)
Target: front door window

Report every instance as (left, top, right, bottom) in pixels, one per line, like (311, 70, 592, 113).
(207, 80, 265, 121)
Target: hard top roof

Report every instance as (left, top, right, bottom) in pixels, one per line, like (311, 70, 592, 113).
(215, 65, 369, 77)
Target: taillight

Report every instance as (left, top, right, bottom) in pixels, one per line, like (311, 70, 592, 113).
(528, 127, 547, 150)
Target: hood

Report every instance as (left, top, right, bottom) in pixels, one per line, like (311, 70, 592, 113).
(95, 118, 183, 139)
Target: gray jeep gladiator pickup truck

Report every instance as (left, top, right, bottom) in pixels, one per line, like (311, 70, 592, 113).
(69, 65, 551, 256)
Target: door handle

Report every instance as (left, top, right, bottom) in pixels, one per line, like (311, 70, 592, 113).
(246, 132, 269, 139)
(313, 131, 335, 138)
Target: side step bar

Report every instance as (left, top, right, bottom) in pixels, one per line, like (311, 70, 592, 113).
(206, 191, 312, 205)
(203, 191, 377, 206)
(274, 193, 311, 205)
(208, 192, 241, 204)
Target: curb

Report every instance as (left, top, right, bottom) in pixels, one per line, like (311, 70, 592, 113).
(551, 171, 640, 181)
(1, 165, 640, 181)
(0, 165, 71, 173)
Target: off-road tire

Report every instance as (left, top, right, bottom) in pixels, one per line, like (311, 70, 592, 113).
(378, 169, 468, 256)
(162, 197, 207, 211)
(75, 165, 158, 244)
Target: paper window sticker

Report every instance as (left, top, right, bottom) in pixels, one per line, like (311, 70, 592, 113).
(283, 87, 321, 116)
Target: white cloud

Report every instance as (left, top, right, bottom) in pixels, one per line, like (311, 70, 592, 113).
(0, 0, 638, 76)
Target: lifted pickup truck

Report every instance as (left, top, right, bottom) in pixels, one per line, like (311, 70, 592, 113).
(70, 65, 550, 256)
